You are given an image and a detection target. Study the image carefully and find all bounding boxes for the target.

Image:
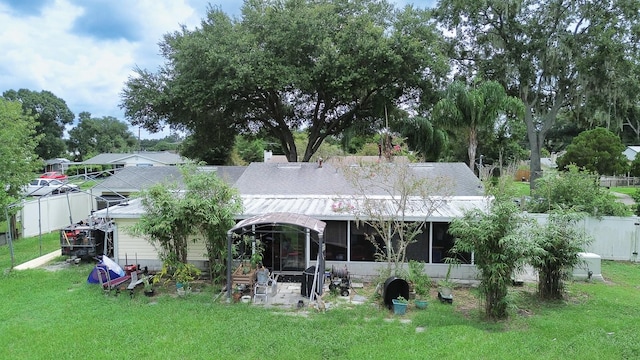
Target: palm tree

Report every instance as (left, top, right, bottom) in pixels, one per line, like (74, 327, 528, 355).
(432, 80, 522, 173)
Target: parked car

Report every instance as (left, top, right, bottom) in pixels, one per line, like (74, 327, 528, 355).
(40, 171, 68, 180)
(23, 179, 78, 196)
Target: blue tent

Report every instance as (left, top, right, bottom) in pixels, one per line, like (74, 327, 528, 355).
(87, 256, 125, 284)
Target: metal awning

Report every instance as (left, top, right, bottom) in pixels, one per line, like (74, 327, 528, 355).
(229, 212, 326, 238)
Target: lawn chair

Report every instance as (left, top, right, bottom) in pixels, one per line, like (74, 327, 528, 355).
(253, 266, 277, 304)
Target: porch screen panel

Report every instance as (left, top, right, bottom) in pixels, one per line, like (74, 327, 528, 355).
(349, 222, 381, 262)
(405, 223, 429, 262)
(310, 221, 346, 261)
(432, 222, 471, 264)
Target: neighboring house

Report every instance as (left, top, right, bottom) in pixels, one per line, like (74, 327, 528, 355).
(90, 165, 246, 209)
(44, 158, 72, 173)
(623, 146, 640, 162)
(82, 151, 188, 168)
(92, 161, 487, 281)
(263, 150, 288, 163)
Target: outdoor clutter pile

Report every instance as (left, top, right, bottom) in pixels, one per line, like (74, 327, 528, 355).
(87, 256, 152, 297)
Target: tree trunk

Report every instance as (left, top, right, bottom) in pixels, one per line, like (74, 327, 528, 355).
(468, 128, 478, 175)
(280, 132, 298, 162)
(525, 108, 543, 192)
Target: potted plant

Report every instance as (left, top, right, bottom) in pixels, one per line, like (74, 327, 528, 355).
(174, 262, 201, 295)
(142, 276, 154, 297)
(438, 261, 456, 303)
(232, 285, 243, 303)
(391, 295, 408, 315)
(407, 260, 431, 309)
(250, 238, 265, 269)
(236, 236, 265, 274)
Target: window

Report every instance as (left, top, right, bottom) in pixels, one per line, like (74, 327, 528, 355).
(432, 222, 471, 264)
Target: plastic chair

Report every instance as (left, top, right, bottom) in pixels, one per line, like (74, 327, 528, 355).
(253, 268, 276, 303)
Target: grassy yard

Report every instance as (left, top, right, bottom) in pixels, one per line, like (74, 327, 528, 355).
(1, 236, 640, 359)
(610, 186, 639, 196)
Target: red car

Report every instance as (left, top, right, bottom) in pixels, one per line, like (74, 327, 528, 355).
(40, 171, 68, 180)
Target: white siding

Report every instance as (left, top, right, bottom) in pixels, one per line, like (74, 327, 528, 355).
(115, 219, 161, 269)
(114, 218, 208, 270)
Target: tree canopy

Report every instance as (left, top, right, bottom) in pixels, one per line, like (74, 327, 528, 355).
(67, 112, 138, 161)
(528, 165, 629, 217)
(2, 89, 74, 159)
(0, 98, 43, 209)
(435, 0, 640, 188)
(431, 80, 523, 173)
(556, 127, 628, 175)
(120, 0, 448, 162)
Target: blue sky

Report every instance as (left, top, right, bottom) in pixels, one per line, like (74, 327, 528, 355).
(0, 0, 437, 139)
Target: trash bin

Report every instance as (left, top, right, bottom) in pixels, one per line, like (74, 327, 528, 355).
(301, 266, 316, 297)
(383, 276, 409, 309)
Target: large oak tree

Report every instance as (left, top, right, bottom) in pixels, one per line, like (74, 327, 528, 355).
(435, 0, 640, 189)
(121, 0, 448, 163)
(67, 112, 138, 161)
(2, 89, 74, 160)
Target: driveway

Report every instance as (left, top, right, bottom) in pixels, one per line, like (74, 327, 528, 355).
(612, 192, 636, 206)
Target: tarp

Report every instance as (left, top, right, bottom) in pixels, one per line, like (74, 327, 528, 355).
(87, 255, 125, 284)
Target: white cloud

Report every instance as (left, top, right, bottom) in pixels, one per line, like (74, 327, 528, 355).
(0, 0, 437, 140)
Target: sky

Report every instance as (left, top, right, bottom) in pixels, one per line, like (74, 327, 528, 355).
(0, 0, 436, 139)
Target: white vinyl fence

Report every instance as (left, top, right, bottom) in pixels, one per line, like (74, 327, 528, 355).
(15, 195, 640, 263)
(527, 214, 640, 262)
(18, 192, 96, 238)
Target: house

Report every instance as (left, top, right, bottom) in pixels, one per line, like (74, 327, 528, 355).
(82, 151, 187, 168)
(91, 161, 487, 281)
(90, 165, 246, 209)
(623, 146, 640, 162)
(44, 158, 72, 173)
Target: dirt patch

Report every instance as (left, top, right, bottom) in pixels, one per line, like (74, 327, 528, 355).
(44, 261, 72, 272)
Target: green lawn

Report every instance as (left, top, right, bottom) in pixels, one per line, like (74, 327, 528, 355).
(2, 234, 640, 359)
(504, 182, 638, 199)
(512, 181, 531, 197)
(610, 186, 638, 196)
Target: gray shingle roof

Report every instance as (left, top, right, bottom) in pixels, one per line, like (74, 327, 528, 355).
(92, 161, 487, 221)
(93, 166, 247, 193)
(233, 162, 483, 196)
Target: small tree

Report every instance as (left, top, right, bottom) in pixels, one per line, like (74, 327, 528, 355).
(180, 165, 242, 285)
(448, 179, 533, 319)
(527, 210, 593, 300)
(556, 127, 628, 175)
(0, 98, 43, 242)
(528, 165, 629, 217)
(339, 161, 451, 277)
(133, 183, 190, 264)
(131, 164, 242, 285)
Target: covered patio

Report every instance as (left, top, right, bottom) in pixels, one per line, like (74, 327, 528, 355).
(226, 212, 327, 302)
